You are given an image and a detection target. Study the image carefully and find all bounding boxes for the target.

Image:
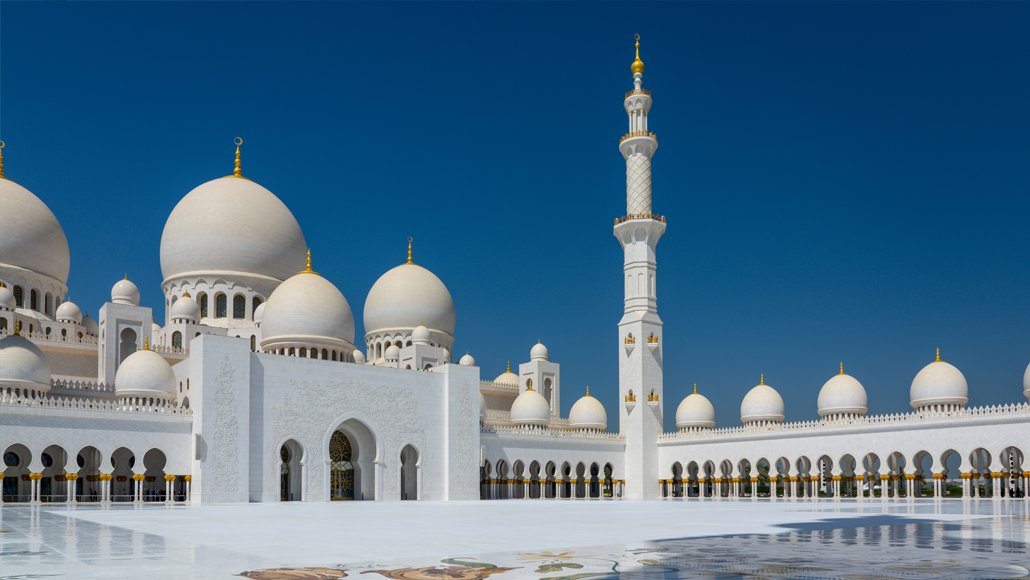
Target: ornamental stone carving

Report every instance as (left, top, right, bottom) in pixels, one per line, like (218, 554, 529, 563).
(211, 356, 240, 493)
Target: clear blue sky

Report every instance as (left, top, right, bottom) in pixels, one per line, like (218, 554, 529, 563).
(3, 3, 1028, 432)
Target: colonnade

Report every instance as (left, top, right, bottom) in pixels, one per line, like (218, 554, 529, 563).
(482, 477, 625, 499)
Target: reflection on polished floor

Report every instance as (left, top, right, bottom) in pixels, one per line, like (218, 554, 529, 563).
(1, 500, 1027, 579)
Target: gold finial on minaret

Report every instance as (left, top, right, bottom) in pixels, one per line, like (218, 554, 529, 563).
(631, 34, 645, 74)
(839, 362, 844, 375)
(936, 348, 941, 362)
(0, 141, 5, 179)
(233, 137, 243, 177)
(407, 237, 413, 264)
(297, 249, 319, 276)
(760, 374, 765, 385)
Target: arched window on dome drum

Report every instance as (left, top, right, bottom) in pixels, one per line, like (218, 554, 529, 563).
(172, 331, 182, 349)
(332, 351, 337, 361)
(289, 347, 295, 356)
(0, 318, 6, 332)
(233, 295, 245, 319)
(45, 293, 52, 315)
(198, 293, 208, 317)
(250, 335, 256, 351)
(30, 289, 38, 311)
(13, 286, 23, 308)
(252, 296, 262, 313)
(299, 347, 307, 358)
(322, 349, 328, 360)
(215, 294, 227, 318)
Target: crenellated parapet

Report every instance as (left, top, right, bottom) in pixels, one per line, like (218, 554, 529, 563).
(0, 390, 192, 415)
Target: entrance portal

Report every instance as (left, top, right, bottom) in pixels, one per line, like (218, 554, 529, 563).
(330, 431, 354, 501)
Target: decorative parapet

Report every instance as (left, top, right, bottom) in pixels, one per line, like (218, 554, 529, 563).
(2, 328, 99, 346)
(49, 378, 115, 393)
(0, 391, 192, 416)
(152, 344, 189, 356)
(624, 88, 652, 99)
(485, 410, 511, 423)
(615, 213, 666, 225)
(619, 131, 657, 144)
(480, 380, 518, 392)
(657, 402, 1030, 441)
(482, 424, 625, 441)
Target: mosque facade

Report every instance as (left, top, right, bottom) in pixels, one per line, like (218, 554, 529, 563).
(2, 41, 1029, 505)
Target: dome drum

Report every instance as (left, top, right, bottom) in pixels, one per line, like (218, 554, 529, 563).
(262, 338, 357, 363)
(164, 279, 269, 327)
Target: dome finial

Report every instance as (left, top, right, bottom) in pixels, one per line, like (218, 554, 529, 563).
(936, 347, 941, 362)
(760, 374, 765, 385)
(143, 335, 150, 350)
(407, 237, 413, 264)
(297, 249, 320, 276)
(12, 320, 21, 337)
(586, 385, 590, 397)
(0, 140, 5, 178)
(631, 34, 644, 74)
(839, 362, 844, 375)
(693, 383, 697, 394)
(506, 361, 510, 373)
(183, 290, 190, 298)
(233, 137, 243, 177)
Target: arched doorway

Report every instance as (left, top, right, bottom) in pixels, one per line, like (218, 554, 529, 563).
(279, 440, 303, 501)
(119, 327, 137, 364)
(330, 431, 355, 501)
(400, 444, 418, 500)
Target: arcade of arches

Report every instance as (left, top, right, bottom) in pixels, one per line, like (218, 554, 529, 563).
(2, 444, 188, 504)
(480, 460, 624, 499)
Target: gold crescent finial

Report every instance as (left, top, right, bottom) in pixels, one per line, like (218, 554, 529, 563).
(631, 34, 644, 74)
(233, 137, 243, 177)
(297, 249, 320, 276)
(0, 140, 5, 179)
(407, 237, 413, 264)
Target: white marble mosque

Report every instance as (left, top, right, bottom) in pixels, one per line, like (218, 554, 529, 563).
(2, 39, 1029, 507)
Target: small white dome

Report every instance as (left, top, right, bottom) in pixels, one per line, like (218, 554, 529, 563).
(260, 267, 356, 350)
(0, 285, 16, 311)
(569, 390, 607, 430)
(363, 262, 455, 341)
(740, 378, 785, 424)
(82, 313, 98, 336)
(412, 324, 432, 345)
(384, 344, 400, 361)
(152, 321, 161, 335)
(459, 352, 476, 366)
(530, 341, 549, 362)
(0, 178, 70, 284)
(253, 302, 265, 324)
(160, 176, 307, 284)
(353, 349, 366, 364)
(910, 353, 968, 410)
(55, 299, 82, 323)
(479, 391, 487, 420)
(1023, 362, 1030, 402)
(510, 387, 550, 426)
(112, 277, 140, 306)
(817, 368, 868, 417)
(494, 363, 519, 385)
(115, 346, 176, 401)
(676, 389, 715, 429)
(170, 294, 200, 323)
(0, 334, 51, 392)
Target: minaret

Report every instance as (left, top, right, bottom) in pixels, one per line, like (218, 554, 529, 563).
(615, 35, 665, 500)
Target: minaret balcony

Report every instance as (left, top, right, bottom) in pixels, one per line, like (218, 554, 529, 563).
(615, 213, 665, 225)
(625, 88, 652, 99)
(620, 131, 657, 144)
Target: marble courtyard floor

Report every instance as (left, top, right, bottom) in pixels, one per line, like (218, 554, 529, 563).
(1, 500, 1028, 579)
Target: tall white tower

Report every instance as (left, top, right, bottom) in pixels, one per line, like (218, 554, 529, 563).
(615, 35, 665, 500)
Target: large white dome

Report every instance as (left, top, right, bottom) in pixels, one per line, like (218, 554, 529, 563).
(568, 389, 607, 430)
(676, 388, 715, 429)
(1024, 362, 1030, 402)
(260, 269, 355, 350)
(510, 387, 550, 426)
(364, 262, 455, 339)
(0, 334, 51, 392)
(0, 178, 70, 284)
(160, 177, 307, 284)
(115, 346, 176, 401)
(740, 378, 785, 424)
(910, 353, 968, 410)
(817, 368, 868, 418)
